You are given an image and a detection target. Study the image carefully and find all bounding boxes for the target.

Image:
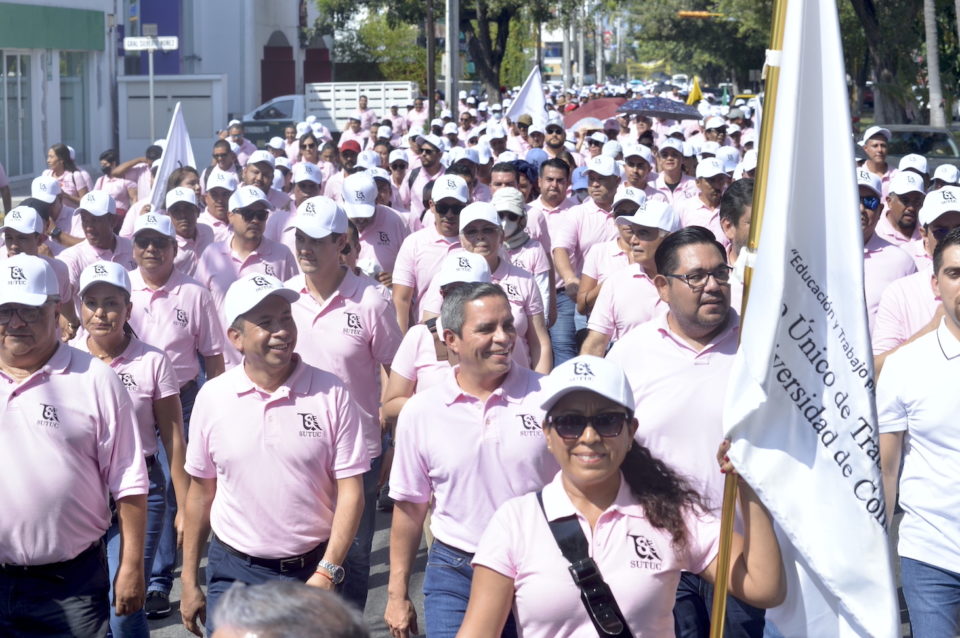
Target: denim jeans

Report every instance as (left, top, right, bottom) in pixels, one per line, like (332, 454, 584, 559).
(105, 457, 166, 637)
(901, 556, 960, 638)
(423, 540, 517, 638)
(0, 542, 109, 637)
(148, 379, 199, 595)
(340, 452, 383, 611)
(674, 571, 765, 638)
(550, 290, 578, 366)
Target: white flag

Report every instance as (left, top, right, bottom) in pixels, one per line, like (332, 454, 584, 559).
(150, 102, 196, 211)
(505, 66, 546, 124)
(722, 0, 899, 636)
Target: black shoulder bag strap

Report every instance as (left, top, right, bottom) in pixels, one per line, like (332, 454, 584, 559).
(536, 491, 634, 638)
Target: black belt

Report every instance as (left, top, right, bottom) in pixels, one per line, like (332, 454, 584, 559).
(0, 541, 102, 574)
(145, 454, 156, 469)
(432, 538, 474, 558)
(214, 535, 326, 574)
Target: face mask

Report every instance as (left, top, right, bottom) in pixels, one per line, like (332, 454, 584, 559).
(492, 113, 502, 122)
(101, 165, 112, 175)
(501, 218, 519, 237)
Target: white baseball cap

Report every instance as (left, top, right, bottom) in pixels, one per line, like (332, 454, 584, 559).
(368, 166, 391, 182)
(2, 206, 44, 234)
(491, 187, 525, 217)
(388, 149, 409, 166)
(449, 147, 479, 165)
(587, 132, 608, 145)
(856, 168, 882, 196)
(717, 147, 741, 174)
(223, 272, 300, 327)
(416, 133, 445, 151)
(459, 202, 500, 231)
(431, 175, 469, 204)
(206, 168, 239, 192)
(133, 213, 176, 239)
(899, 154, 929, 175)
(540, 355, 635, 413)
(486, 124, 507, 140)
(357, 150, 381, 169)
(741, 149, 758, 173)
(79, 260, 132, 298)
(612, 186, 647, 209)
(601, 141, 622, 158)
(919, 185, 960, 226)
(585, 155, 618, 178)
(77, 191, 117, 217)
(377, 126, 393, 140)
(267, 137, 285, 151)
(497, 151, 519, 163)
(528, 122, 545, 136)
(860, 126, 891, 145)
(696, 157, 726, 179)
(342, 172, 379, 219)
(275, 157, 290, 170)
(889, 171, 925, 196)
(248, 150, 275, 168)
(0, 254, 59, 306)
(433, 252, 492, 289)
(933, 164, 960, 185)
(699, 141, 721, 158)
(623, 143, 655, 165)
(293, 196, 348, 239)
(659, 138, 684, 155)
(615, 199, 680, 233)
(704, 116, 727, 130)
(229, 185, 270, 211)
(443, 122, 459, 136)
(166, 187, 198, 209)
(572, 166, 589, 191)
(31, 176, 61, 204)
(430, 118, 444, 128)
(292, 162, 322, 185)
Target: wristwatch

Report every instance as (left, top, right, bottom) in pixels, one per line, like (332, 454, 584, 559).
(50, 226, 62, 240)
(316, 559, 345, 584)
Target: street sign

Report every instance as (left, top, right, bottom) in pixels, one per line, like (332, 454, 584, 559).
(123, 36, 179, 52)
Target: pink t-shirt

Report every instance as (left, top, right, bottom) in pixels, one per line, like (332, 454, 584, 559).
(392, 223, 462, 321)
(185, 359, 370, 558)
(871, 265, 939, 355)
(357, 205, 412, 274)
(198, 210, 233, 244)
(507, 238, 551, 277)
(529, 196, 578, 289)
(93, 175, 137, 211)
(235, 138, 258, 167)
(900, 237, 930, 271)
(874, 211, 921, 247)
(339, 128, 370, 151)
(57, 236, 138, 302)
(406, 108, 429, 135)
(0, 344, 148, 565)
(399, 165, 445, 220)
(322, 171, 347, 202)
(118, 198, 150, 239)
(652, 173, 697, 205)
(389, 364, 559, 552)
(389, 322, 452, 388)
(287, 270, 403, 458)
(581, 238, 628, 284)
(606, 312, 740, 512)
(676, 195, 727, 247)
(863, 233, 917, 331)
(75, 337, 180, 456)
(588, 263, 665, 341)
(553, 200, 619, 278)
(174, 222, 216, 278)
(42, 168, 86, 199)
(128, 268, 225, 386)
(473, 472, 721, 638)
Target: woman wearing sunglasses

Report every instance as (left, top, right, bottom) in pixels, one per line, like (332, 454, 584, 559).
(76, 260, 188, 638)
(419, 202, 553, 374)
(457, 355, 785, 638)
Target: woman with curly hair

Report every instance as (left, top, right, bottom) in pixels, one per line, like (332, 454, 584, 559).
(457, 355, 785, 638)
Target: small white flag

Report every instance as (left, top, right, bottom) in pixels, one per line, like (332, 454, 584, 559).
(505, 66, 546, 125)
(150, 102, 196, 211)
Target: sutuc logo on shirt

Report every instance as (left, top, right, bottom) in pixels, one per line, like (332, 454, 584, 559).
(628, 533, 663, 570)
(378, 231, 390, 244)
(174, 308, 189, 327)
(298, 412, 324, 438)
(37, 403, 60, 428)
(517, 414, 542, 437)
(504, 283, 520, 299)
(343, 312, 363, 336)
(118, 372, 138, 390)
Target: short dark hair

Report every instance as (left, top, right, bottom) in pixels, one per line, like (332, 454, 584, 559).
(99, 149, 118, 164)
(422, 180, 435, 210)
(213, 139, 231, 152)
(654, 226, 727, 275)
(440, 282, 509, 337)
(445, 163, 473, 179)
(540, 157, 571, 178)
(719, 177, 754, 226)
(21, 197, 51, 223)
(145, 145, 164, 161)
(490, 162, 519, 179)
(933, 227, 960, 274)
(299, 132, 319, 147)
(165, 166, 200, 195)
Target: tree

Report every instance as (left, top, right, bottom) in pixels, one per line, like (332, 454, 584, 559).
(923, 0, 946, 125)
(333, 14, 428, 87)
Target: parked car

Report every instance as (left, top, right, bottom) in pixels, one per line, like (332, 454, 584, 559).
(877, 124, 960, 171)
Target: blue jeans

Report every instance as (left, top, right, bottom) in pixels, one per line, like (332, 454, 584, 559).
(0, 542, 109, 637)
(340, 452, 383, 611)
(423, 540, 517, 638)
(105, 457, 166, 637)
(674, 572, 765, 638)
(148, 379, 199, 595)
(901, 556, 960, 638)
(550, 290, 578, 366)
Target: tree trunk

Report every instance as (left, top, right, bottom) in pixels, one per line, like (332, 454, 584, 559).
(923, 0, 945, 126)
(463, 0, 511, 101)
(847, 0, 908, 123)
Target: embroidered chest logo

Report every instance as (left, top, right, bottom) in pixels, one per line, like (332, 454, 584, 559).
(174, 308, 189, 327)
(298, 412, 323, 438)
(343, 312, 363, 336)
(378, 231, 390, 244)
(263, 264, 276, 277)
(517, 413, 542, 436)
(37, 403, 60, 428)
(504, 283, 520, 299)
(118, 372, 138, 390)
(628, 534, 663, 570)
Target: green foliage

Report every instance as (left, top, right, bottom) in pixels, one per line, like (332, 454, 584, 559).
(501, 15, 536, 88)
(331, 13, 427, 89)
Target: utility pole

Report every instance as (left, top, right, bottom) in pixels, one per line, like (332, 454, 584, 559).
(595, 12, 603, 84)
(577, 3, 585, 85)
(562, 18, 572, 88)
(445, 0, 459, 121)
(426, 0, 436, 120)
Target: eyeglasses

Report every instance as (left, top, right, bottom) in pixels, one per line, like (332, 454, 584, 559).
(435, 203, 465, 217)
(546, 412, 630, 440)
(0, 305, 45, 325)
(419, 148, 437, 156)
(587, 140, 603, 147)
(860, 196, 880, 211)
(134, 235, 173, 250)
(213, 153, 229, 160)
(546, 127, 564, 135)
(234, 208, 269, 222)
(498, 210, 523, 223)
(662, 265, 733, 290)
(390, 163, 408, 171)
(300, 143, 317, 150)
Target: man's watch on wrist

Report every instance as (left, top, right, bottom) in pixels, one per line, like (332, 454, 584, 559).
(316, 559, 345, 584)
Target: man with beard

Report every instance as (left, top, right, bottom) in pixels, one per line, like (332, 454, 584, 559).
(399, 134, 446, 221)
(323, 140, 362, 202)
(877, 171, 925, 246)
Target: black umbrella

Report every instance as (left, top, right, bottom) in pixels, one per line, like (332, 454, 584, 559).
(618, 97, 703, 121)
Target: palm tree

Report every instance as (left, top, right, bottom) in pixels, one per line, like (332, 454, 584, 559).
(924, 0, 945, 126)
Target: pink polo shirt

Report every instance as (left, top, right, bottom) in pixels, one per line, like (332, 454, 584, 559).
(286, 269, 402, 458)
(874, 211, 921, 247)
(93, 175, 137, 212)
(185, 358, 370, 558)
(553, 200, 619, 278)
(872, 265, 939, 355)
(473, 472, 720, 638)
(675, 195, 727, 246)
(117, 198, 149, 239)
(0, 344, 148, 565)
(529, 196, 577, 288)
(473, 182, 492, 204)
(198, 210, 233, 244)
(653, 173, 697, 205)
(173, 222, 215, 278)
(75, 337, 180, 457)
(900, 238, 930, 271)
(581, 237, 629, 284)
(42, 169, 86, 199)
(322, 171, 347, 202)
(523, 203, 551, 255)
(588, 263, 665, 341)
(57, 236, 137, 302)
(607, 312, 740, 511)
(128, 268, 225, 386)
(235, 138, 258, 167)
(392, 224, 462, 320)
(389, 364, 559, 552)
(399, 165, 445, 220)
(507, 238, 551, 277)
(407, 108, 429, 135)
(863, 233, 917, 331)
(267, 187, 291, 213)
(390, 322, 452, 388)
(339, 128, 370, 150)
(357, 205, 412, 273)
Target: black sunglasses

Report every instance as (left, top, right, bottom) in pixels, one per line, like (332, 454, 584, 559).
(546, 412, 630, 440)
(134, 235, 173, 250)
(498, 210, 523, 223)
(436, 203, 465, 217)
(235, 208, 268, 222)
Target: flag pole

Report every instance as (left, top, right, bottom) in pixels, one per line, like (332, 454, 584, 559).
(708, 0, 789, 636)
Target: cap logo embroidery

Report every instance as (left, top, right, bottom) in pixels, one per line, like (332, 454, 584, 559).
(147, 215, 158, 223)
(86, 193, 96, 203)
(251, 275, 271, 287)
(457, 257, 470, 268)
(8, 266, 26, 282)
(355, 191, 366, 201)
(305, 202, 316, 214)
(11, 211, 20, 219)
(572, 362, 594, 377)
(446, 178, 457, 188)
(39, 183, 47, 192)
(943, 190, 957, 203)
(94, 264, 107, 275)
